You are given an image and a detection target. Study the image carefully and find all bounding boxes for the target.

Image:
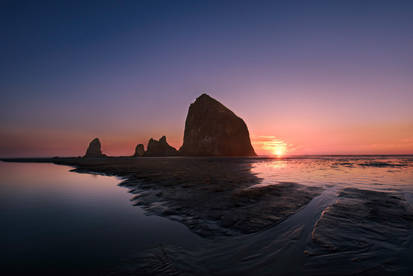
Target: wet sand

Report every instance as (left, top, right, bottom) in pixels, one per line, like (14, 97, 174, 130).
(3, 157, 322, 238)
(2, 156, 413, 275)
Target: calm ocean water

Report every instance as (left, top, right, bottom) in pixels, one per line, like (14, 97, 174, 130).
(0, 162, 202, 275)
(1, 156, 412, 275)
(252, 155, 413, 193)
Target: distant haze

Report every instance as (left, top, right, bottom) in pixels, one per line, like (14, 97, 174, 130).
(1, 0, 412, 157)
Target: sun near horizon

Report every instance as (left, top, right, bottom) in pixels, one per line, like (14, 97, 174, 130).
(1, 1, 412, 157)
(1, 2, 413, 275)
(253, 136, 289, 157)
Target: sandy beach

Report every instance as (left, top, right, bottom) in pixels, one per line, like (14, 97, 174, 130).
(3, 156, 413, 275)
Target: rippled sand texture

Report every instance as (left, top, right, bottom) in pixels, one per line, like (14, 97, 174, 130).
(72, 158, 323, 237)
(306, 188, 413, 275)
(116, 156, 413, 276)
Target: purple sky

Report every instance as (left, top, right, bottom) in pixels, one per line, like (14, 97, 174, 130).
(1, 0, 412, 156)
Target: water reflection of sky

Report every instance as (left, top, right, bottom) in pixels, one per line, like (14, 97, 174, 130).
(251, 157, 413, 192)
(0, 162, 203, 275)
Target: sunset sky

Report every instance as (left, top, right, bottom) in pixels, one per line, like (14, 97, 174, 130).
(1, 0, 412, 157)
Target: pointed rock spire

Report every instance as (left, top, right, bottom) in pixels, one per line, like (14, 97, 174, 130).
(134, 144, 145, 157)
(84, 138, 105, 158)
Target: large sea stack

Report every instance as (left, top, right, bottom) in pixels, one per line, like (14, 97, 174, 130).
(180, 94, 256, 156)
(84, 138, 105, 158)
(145, 136, 178, 156)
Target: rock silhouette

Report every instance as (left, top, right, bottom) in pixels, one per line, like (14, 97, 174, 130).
(145, 136, 178, 156)
(180, 94, 256, 156)
(84, 138, 105, 158)
(134, 144, 145, 157)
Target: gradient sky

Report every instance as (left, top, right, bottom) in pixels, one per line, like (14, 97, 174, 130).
(1, 0, 412, 157)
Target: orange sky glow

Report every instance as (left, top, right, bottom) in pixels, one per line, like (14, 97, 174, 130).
(1, 1, 413, 157)
(1, 117, 412, 157)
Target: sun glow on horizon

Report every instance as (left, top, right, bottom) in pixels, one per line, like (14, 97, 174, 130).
(273, 146, 286, 157)
(253, 136, 290, 157)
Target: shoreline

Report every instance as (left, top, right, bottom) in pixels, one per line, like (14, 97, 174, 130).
(1, 156, 323, 238)
(2, 156, 413, 274)
(1, 155, 412, 238)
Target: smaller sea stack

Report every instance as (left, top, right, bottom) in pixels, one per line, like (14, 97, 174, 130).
(134, 144, 145, 157)
(84, 138, 105, 158)
(145, 136, 177, 156)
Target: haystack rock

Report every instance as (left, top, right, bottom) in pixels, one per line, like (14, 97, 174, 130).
(179, 94, 256, 156)
(145, 136, 178, 156)
(84, 138, 105, 158)
(134, 144, 145, 157)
